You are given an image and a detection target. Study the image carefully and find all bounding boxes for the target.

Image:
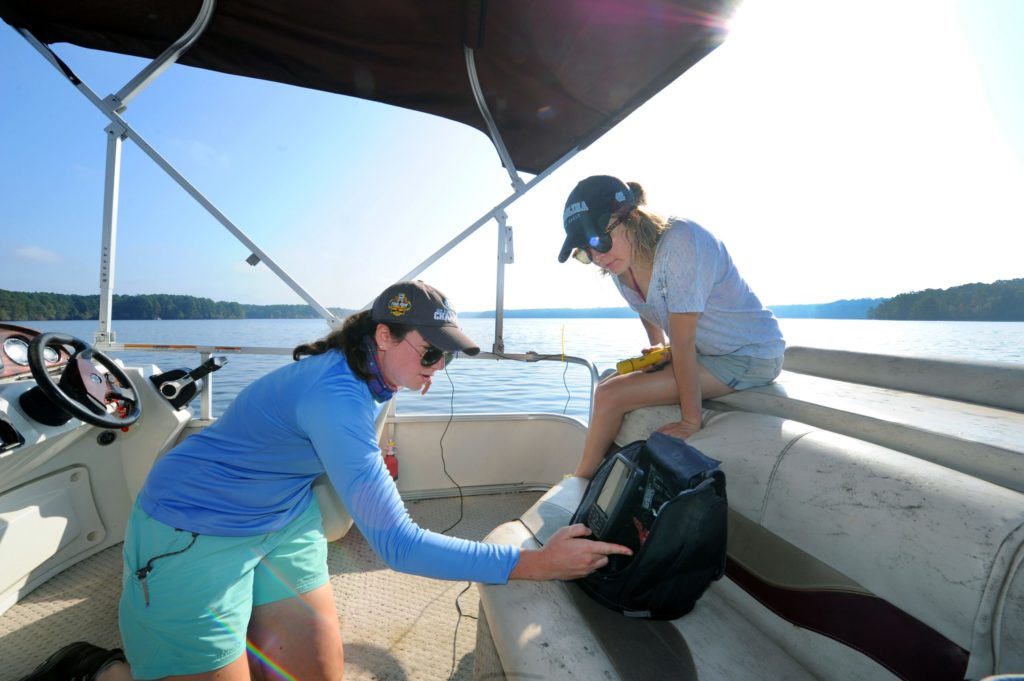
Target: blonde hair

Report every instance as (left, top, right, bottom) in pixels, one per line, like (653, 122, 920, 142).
(618, 181, 670, 266)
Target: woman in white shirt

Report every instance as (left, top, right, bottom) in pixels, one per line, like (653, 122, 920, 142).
(558, 176, 785, 479)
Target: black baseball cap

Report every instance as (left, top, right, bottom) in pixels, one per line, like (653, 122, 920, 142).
(371, 281, 480, 355)
(558, 175, 636, 263)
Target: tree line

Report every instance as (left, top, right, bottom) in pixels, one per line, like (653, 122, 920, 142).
(4, 279, 1022, 322)
(0, 290, 352, 321)
(868, 278, 1024, 321)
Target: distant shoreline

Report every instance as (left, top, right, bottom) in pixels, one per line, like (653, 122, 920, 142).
(5, 279, 1023, 321)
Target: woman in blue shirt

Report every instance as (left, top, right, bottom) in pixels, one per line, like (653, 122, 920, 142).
(559, 176, 785, 479)
(23, 280, 630, 681)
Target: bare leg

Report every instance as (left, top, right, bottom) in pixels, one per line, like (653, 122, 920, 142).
(95, 654, 251, 681)
(94, 662, 134, 681)
(96, 587, 342, 681)
(575, 364, 731, 479)
(246, 583, 344, 681)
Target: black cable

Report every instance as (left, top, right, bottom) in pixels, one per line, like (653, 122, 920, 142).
(446, 521, 549, 678)
(447, 581, 478, 680)
(561, 359, 571, 415)
(437, 364, 469, 679)
(515, 517, 545, 547)
(439, 351, 569, 678)
(438, 363, 464, 535)
(484, 350, 576, 418)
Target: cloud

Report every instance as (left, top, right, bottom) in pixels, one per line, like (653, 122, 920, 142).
(15, 246, 61, 264)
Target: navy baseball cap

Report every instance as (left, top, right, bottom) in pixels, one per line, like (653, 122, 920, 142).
(558, 175, 636, 263)
(371, 281, 480, 355)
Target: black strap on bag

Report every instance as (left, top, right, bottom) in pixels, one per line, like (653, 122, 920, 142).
(571, 432, 727, 620)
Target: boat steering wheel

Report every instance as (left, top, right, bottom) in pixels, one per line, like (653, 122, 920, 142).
(28, 332, 142, 428)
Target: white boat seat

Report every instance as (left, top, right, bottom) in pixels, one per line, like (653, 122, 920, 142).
(478, 408, 1024, 680)
(479, 475, 819, 681)
(615, 369, 1024, 494)
(311, 476, 353, 542)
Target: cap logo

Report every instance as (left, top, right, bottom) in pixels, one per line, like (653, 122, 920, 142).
(387, 293, 412, 317)
(614, 191, 626, 202)
(433, 307, 456, 323)
(563, 200, 589, 224)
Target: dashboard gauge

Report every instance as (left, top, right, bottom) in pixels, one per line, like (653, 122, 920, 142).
(3, 337, 30, 365)
(42, 345, 60, 363)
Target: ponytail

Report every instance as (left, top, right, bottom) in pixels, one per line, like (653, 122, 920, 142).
(292, 310, 409, 382)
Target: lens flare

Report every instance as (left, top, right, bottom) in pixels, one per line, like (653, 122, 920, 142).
(202, 554, 317, 681)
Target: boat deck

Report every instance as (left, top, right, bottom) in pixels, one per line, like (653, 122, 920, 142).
(1, 491, 541, 681)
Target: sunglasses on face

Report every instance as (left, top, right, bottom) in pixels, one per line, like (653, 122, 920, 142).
(571, 216, 625, 265)
(404, 337, 455, 367)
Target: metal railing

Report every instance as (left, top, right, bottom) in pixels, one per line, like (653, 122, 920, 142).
(97, 341, 601, 422)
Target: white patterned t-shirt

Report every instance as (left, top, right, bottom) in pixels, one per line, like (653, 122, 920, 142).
(612, 219, 785, 358)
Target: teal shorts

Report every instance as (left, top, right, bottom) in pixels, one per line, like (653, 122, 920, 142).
(698, 353, 784, 390)
(119, 500, 329, 680)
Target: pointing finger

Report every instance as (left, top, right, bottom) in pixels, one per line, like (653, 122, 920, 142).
(588, 540, 633, 557)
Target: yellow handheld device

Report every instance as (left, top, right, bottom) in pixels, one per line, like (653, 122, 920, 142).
(615, 347, 670, 374)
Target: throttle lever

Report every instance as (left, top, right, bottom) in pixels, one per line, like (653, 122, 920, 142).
(152, 356, 227, 409)
(187, 356, 228, 383)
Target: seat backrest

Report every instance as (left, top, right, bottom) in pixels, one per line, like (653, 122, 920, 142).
(761, 429, 1024, 678)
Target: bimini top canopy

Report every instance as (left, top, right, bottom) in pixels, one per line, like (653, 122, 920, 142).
(0, 0, 738, 175)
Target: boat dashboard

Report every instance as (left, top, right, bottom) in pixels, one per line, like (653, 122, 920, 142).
(0, 325, 196, 619)
(0, 323, 224, 460)
(0, 323, 70, 382)
(0, 323, 146, 457)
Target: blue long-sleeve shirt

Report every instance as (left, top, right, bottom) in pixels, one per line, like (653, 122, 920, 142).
(138, 349, 519, 584)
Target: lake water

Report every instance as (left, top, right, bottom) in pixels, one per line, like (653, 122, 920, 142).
(13, 318, 1024, 422)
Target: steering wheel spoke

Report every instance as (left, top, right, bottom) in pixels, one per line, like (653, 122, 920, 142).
(28, 333, 143, 428)
(107, 385, 139, 416)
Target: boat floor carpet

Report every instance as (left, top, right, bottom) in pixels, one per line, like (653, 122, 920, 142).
(1, 491, 541, 681)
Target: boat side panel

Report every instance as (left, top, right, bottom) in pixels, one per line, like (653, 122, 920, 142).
(390, 415, 586, 494)
(999, 551, 1024, 672)
(0, 466, 104, 614)
(0, 365, 191, 613)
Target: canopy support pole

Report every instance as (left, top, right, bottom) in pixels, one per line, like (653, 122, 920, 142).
(15, 12, 343, 335)
(18, 20, 584, 343)
(465, 45, 532, 351)
(380, 147, 579, 349)
(96, 123, 127, 343)
(112, 0, 218, 110)
(464, 47, 525, 192)
(493, 210, 513, 353)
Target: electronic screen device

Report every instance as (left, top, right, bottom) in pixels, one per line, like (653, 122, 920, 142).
(585, 454, 643, 542)
(584, 452, 678, 554)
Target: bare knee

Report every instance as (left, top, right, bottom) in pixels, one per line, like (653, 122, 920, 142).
(248, 587, 344, 681)
(247, 625, 343, 681)
(592, 380, 631, 416)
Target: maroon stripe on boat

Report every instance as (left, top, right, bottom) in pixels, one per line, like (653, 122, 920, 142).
(725, 557, 969, 681)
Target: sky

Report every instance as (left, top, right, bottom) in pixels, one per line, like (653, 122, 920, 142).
(2, 1, 1023, 314)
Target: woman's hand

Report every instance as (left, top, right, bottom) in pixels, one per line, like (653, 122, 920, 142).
(656, 418, 701, 441)
(641, 345, 672, 372)
(510, 524, 633, 581)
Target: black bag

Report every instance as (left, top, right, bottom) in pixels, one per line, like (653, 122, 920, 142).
(571, 432, 727, 619)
